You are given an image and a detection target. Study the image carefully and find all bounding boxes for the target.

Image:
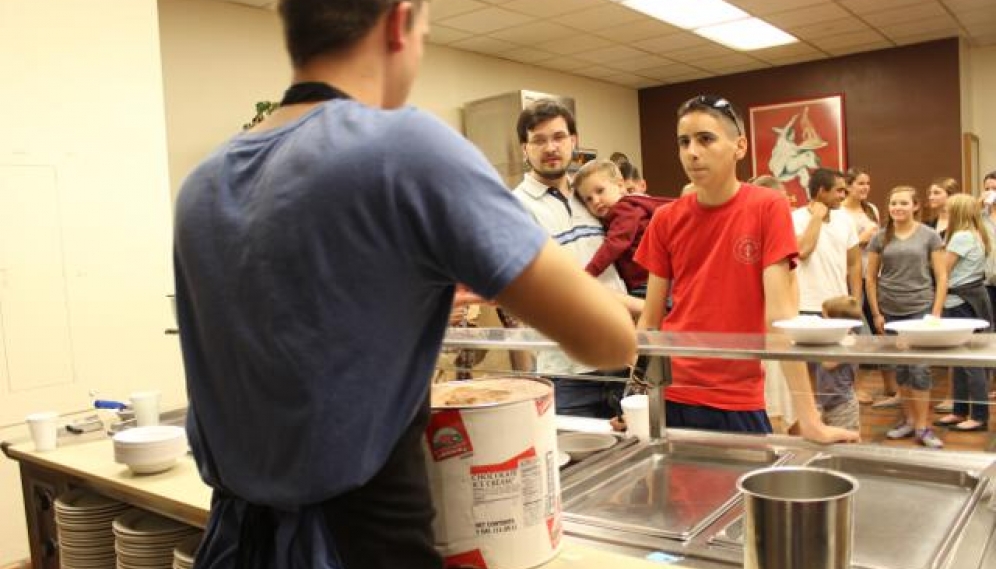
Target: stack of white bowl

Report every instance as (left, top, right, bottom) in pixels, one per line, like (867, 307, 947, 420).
(113, 509, 200, 569)
(172, 533, 201, 569)
(112, 426, 187, 474)
(55, 489, 130, 569)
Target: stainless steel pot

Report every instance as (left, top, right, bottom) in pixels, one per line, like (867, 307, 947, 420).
(737, 466, 858, 569)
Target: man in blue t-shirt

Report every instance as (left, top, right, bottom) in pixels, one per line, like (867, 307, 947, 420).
(173, 2, 636, 568)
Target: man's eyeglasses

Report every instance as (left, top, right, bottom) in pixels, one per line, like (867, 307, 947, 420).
(681, 95, 742, 135)
(527, 131, 572, 148)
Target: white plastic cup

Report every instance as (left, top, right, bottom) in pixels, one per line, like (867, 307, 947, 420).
(621, 394, 650, 441)
(130, 390, 161, 427)
(25, 412, 59, 452)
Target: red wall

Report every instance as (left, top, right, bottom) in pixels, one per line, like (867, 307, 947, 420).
(638, 38, 962, 212)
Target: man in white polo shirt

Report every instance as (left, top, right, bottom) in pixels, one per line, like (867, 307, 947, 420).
(513, 99, 635, 418)
(793, 168, 862, 315)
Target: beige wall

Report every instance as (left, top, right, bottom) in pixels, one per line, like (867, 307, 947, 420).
(157, 0, 643, 199)
(1, 0, 180, 564)
(968, 44, 996, 179)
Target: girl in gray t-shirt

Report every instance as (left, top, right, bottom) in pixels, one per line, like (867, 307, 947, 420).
(866, 186, 947, 449)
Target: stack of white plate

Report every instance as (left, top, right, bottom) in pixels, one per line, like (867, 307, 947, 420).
(113, 509, 200, 569)
(55, 489, 130, 569)
(172, 533, 201, 569)
(112, 426, 187, 474)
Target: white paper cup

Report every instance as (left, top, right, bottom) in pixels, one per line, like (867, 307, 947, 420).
(621, 394, 650, 441)
(26, 412, 59, 452)
(130, 390, 161, 427)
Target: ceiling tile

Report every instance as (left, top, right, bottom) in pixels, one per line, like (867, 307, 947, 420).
(575, 44, 648, 64)
(665, 69, 714, 83)
(751, 41, 827, 60)
(430, 0, 489, 21)
(763, 3, 851, 27)
(836, 0, 929, 15)
(540, 56, 595, 72)
(877, 15, 962, 38)
(428, 25, 473, 45)
(634, 32, 711, 54)
(593, 18, 682, 43)
(556, 3, 645, 31)
(488, 21, 579, 44)
(501, 0, 604, 19)
(809, 29, 889, 50)
(709, 60, 773, 75)
(729, 0, 832, 17)
(889, 28, 963, 45)
(825, 41, 899, 57)
(606, 54, 677, 72)
(449, 35, 521, 54)
(571, 65, 626, 79)
(942, 0, 996, 10)
(667, 44, 737, 62)
(689, 53, 764, 72)
(601, 73, 656, 89)
(498, 46, 560, 64)
(791, 17, 872, 40)
(955, 7, 996, 28)
(637, 62, 705, 81)
(537, 34, 613, 55)
(437, 6, 533, 34)
(858, 3, 949, 27)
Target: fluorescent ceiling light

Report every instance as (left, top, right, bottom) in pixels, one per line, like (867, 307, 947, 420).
(623, 0, 749, 30)
(695, 18, 798, 50)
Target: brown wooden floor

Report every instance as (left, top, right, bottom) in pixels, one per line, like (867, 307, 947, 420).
(856, 367, 996, 452)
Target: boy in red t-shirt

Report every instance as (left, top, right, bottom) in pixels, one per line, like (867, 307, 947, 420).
(633, 95, 858, 444)
(574, 160, 673, 298)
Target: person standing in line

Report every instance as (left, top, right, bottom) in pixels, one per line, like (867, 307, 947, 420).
(792, 167, 862, 316)
(173, 2, 638, 567)
(840, 167, 892, 407)
(923, 177, 961, 414)
(634, 94, 858, 444)
(513, 99, 641, 419)
(866, 186, 948, 449)
(932, 195, 993, 432)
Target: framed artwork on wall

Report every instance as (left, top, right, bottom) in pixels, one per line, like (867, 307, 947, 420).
(749, 94, 846, 206)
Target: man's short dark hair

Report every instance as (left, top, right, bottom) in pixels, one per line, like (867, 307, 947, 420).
(809, 168, 843, 196)
(516, 99, 577, 143)
(279, 0, 424, 68)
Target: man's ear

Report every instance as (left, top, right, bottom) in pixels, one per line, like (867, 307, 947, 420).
(734, 135, 748, 160)
(385, 2, 412, 52)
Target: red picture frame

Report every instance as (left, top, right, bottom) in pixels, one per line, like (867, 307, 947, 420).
(749, 95, 846, 206)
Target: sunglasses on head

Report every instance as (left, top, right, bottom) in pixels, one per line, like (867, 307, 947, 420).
(682, 95, 742, 135)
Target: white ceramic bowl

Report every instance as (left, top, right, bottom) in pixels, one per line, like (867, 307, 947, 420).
(557, 432, 616, 461)
(773, 317, 863, 345)
(884, 317, 988, 348)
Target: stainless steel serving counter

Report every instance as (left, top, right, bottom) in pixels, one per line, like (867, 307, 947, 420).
(449, 328, 996, 568)
(554, 423, 996, 569)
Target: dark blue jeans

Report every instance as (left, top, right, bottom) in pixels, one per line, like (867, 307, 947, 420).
(944, 302, 991, 423)
(665, 400, 772, 434)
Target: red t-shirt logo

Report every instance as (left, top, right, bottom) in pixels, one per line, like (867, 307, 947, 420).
(733, 235, 761, 265)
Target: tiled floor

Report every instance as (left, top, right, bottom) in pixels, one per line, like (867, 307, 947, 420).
(856, 367, 996, 453)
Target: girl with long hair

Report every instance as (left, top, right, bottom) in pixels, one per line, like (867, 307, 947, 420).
(842, 168, 890, 406)
(925, 177, 960, 236)
(933, 195, 993, 432)
(866, 186, 948, 448)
